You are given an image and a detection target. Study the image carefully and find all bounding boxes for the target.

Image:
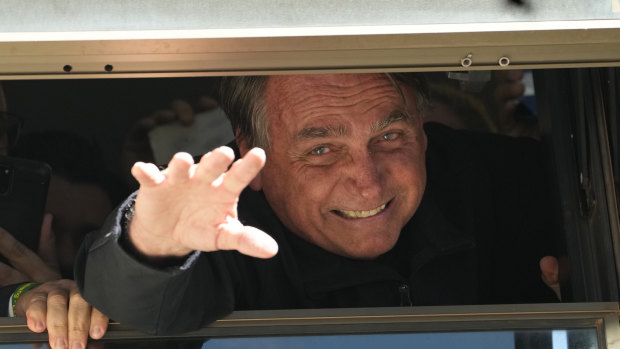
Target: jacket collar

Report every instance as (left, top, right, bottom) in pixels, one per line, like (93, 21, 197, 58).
(277, 185, 476, 295)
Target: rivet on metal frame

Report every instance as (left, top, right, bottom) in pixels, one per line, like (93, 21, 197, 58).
(498, 57, 511, 67)
(460, 54, 473, 68)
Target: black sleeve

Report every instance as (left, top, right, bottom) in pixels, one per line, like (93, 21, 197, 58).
(74, 194, 237, 335)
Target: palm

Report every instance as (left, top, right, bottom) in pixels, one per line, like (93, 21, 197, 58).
(130, 147, 278, 258)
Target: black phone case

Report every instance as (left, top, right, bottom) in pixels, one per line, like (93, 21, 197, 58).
(0, 156, 51, 261)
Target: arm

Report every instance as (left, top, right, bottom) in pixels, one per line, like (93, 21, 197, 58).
(76, 147, 278, 335)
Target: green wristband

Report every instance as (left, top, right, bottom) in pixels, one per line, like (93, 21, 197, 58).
(11, 282, 40, 316)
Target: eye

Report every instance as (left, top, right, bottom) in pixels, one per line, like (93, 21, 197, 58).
(382, 132, 399, 141)
(311, 145, 330, 155)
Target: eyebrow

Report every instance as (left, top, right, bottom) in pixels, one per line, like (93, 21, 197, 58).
(370, 110, 410, 133)
(295, 110, 410, 140)
(296, 124, 347, 139)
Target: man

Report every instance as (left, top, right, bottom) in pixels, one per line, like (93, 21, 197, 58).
(76, 73, 560, 335)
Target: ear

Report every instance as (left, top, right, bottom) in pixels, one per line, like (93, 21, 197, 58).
(236, 135, 264, 191)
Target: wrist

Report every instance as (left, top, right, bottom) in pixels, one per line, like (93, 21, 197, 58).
(128, 216, 191, 257)
(120, 200, 192, 266)
(10, 282, 40, 317)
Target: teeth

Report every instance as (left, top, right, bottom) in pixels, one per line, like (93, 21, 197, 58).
(337, 204, 386, 218)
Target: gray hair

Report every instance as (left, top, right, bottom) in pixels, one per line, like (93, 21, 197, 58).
(217, 73, 429, 150)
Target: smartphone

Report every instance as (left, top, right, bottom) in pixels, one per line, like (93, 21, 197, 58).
(0, 155, 51, 263)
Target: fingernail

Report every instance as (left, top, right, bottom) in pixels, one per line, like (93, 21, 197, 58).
(71, 341, 84, 349)
(91, 326, 103, 339)
(35, 320, 45, 332)
(55, 338, 67, 349)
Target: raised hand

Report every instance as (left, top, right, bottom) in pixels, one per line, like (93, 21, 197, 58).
(128, 147, 279, 259)
(119, 98, 218, 189)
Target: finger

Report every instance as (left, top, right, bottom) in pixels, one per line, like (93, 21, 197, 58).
(67, 288, 92, 349)
(170, 99, 195, 125)
(131, 162, 166, 188)
(89, 308, 109, 340)
(37, 214, 61, 278)
(167, 152, 196, 184)
(221, 148, 266, 194)
(196, 96, 219, 111)
(149, 109, 177, 125)
(46, 285, 70, 349)
(0, 225, 30, 262)
(540, 256, 562, 300)
(540, 256, 559, 285)
(216, 217, 278, 259)
(0, 261, 28, 286)
(195, 147, 236, 184)
(127, 110, 176, 139)
(22, 288, 48, 333)
(0, 225, 58, 282)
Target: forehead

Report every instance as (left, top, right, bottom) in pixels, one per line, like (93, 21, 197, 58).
(264, 74, 406, 129)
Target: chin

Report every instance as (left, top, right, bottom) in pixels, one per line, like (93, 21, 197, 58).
(341, 236, 398, 260)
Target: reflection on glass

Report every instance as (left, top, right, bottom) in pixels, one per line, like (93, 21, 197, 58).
(0, 329, 599, 349)
(200, 329, 598, 349)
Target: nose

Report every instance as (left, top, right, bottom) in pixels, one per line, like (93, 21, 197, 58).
(342, 150, 382, 199)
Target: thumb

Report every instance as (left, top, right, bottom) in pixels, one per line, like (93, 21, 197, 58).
(37, 213, 60, 274)
(540, 256, 561, 300)
(237, 225, 279, 259)
(216, 218, 279, 259)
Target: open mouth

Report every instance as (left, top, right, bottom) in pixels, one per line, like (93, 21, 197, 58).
(333, 201, 390, 219)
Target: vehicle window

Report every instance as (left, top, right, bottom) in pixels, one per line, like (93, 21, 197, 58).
(1, 1, 619, 346)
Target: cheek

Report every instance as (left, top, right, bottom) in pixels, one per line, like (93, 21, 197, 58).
(262, 162, 337, 227)
(266, 165, 324, 207)
(377, 148, 426, 190)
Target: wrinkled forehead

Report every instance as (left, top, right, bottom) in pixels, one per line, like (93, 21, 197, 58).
(267, 73, 397, 99)
(264, 74, 407, 124)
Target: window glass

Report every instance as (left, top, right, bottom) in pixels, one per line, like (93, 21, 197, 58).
(0, 328, 601, 349)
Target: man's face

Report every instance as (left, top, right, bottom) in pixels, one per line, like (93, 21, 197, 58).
(249, 74, 427, 259)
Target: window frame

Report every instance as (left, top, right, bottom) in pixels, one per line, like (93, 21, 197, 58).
(0, 303, 618, 347)
(1, 20, 620, 79)
(1, 5, 620, 348)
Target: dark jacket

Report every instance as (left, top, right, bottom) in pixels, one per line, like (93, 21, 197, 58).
(75, 123, 558, 335)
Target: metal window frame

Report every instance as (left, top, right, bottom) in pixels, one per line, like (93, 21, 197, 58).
(0, 303, 618, 347)
(1, 20, 620, 79)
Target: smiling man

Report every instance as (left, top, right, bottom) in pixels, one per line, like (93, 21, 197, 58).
(76, 73, 559, 335)
(255, 74, 427, 259)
